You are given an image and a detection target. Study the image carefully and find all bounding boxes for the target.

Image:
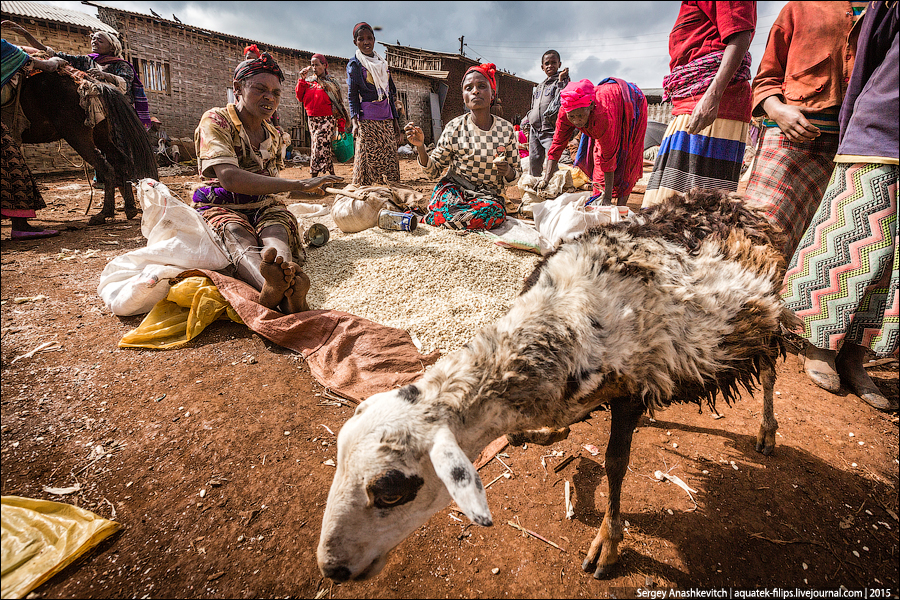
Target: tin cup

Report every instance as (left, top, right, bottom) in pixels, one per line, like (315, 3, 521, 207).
(304, 223, 330, 247)
(378, 209, 418, 232)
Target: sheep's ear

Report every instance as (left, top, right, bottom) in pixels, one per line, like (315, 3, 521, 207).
(429, 427, 492, 527)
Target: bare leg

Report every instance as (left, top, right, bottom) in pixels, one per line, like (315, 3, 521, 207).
(836, 342, 895, 411)
(756, 363, 778, 455)
(583, 397, 645, 579)
(223, 223, 293, 310)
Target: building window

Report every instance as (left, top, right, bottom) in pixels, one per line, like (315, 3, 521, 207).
(135, 58, 170, 94)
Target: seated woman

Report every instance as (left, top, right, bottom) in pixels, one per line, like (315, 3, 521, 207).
(6, 22, 151, 128)
(540, 78, 648, 206)
(193, 45, 340, 314)
(404, 63, 519, 230)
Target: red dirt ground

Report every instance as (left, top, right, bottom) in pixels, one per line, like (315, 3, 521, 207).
(1, 159, 897, 599)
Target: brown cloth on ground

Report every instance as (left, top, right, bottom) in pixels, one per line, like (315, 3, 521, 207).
(189, 269, 440, 403)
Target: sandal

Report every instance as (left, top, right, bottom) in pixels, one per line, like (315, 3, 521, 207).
(10, 229, 59, 240)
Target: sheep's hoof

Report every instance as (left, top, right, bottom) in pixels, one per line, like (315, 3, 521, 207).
(506, 426, 570, 447)
(582, 556, 617, 579)
(88, 212, 111, 225)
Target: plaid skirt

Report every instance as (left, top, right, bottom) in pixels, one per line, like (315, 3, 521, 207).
(782, 162, 898, 356)
(642, 114, 748, 208)
(744, 127, 839, 257)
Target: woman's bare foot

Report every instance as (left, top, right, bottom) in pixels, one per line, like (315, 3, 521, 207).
(280, 264, 310, 314)
(258, 247, 294, 310)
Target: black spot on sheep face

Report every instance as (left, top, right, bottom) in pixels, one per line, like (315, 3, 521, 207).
(366, 469, 424, 509)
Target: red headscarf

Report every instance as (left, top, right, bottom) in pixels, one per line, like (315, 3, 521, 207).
(464, 63, 497, 94)
(560, 79, 595, 112)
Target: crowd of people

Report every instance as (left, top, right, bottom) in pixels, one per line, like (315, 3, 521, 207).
(1, 2, 896, 410)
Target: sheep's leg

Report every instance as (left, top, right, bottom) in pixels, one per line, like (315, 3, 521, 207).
(583, 397, 645, 579)
(506, 426, 570, 447)
(755, 363, 778, 456)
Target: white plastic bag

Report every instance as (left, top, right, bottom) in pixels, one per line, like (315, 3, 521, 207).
(97, 179, 231, 316)
(532, 192, 633, 255)
(478, 216, 542, 254)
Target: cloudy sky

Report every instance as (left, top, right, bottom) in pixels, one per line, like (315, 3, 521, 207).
(49, 1, 789, 88)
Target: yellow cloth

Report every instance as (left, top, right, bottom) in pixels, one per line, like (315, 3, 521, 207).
(119, 276, 243, 349)
(1, 496, 121, 599)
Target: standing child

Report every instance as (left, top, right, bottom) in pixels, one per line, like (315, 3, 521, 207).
(523, 50, 569, 176)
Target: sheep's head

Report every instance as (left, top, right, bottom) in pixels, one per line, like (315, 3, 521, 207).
(317, 386, 492, 581)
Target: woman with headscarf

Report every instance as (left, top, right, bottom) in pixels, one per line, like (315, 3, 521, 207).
(6, 22, 151, 128)
(540, 78, 648, 206)
(192, 45, 341, 314)
(404, 63, 519, 231)
(296, 53, 349, 177)
(346, 22, 403, 186)
(1, 37, 65, 239)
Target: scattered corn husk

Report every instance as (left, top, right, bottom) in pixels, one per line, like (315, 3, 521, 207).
(42, 484, 82, 496)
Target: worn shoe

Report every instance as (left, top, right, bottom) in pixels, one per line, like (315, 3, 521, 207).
(799, 349, 841, 393)
(858, 390, 898, 412)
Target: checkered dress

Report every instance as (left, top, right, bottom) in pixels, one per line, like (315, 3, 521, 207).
(423, 113, 518, 195)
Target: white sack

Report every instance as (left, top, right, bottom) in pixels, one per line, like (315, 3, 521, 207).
(97, 179, 231, 316)
(331, 187, 399, 233)
(533, 192, 633, 255)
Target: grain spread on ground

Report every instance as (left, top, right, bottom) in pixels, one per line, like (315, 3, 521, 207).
(297, 213, 540, 355)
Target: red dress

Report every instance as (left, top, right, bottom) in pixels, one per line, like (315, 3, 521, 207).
(547, 82, 648, 199)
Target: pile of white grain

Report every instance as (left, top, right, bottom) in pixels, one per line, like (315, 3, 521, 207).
(294, 209, 540, 356)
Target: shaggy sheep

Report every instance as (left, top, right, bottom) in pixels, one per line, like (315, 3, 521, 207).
(317, 189, 797, 582)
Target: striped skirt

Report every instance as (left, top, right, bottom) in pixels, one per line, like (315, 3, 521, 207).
(743, 127, 839, 258)
(642, 114, 748, 208)
(352, 119, 400, 186)
(782, 162, 899, 356)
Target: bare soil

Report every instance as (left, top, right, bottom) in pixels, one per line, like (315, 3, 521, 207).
(1, 158, 898, 599)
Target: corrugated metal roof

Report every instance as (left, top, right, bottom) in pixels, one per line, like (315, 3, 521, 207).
(0, 1, 117, 33)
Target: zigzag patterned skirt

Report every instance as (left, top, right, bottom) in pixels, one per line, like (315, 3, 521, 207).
(782, 162, 899, 356)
